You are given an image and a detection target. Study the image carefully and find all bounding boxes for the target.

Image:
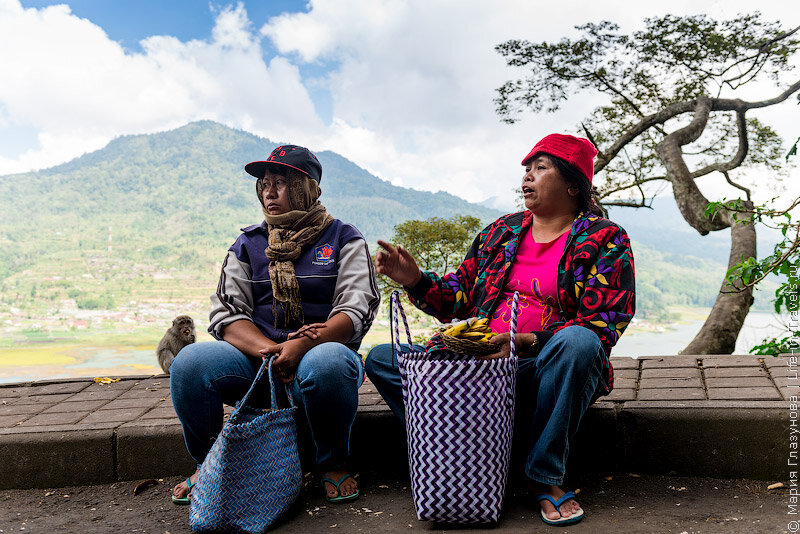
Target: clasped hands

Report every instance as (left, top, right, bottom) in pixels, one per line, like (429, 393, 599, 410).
(259, 323, 327, 384)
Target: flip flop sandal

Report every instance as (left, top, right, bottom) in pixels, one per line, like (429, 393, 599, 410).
(321, 473, 360, 504)
(537, 491, 585, 526)
(171, 477, 195, 505)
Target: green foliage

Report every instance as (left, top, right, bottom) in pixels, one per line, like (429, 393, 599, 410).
(495, 13, 800, 353)
(494, 13, 798, 198)
(76, 293, 115, 310)
(708, 196, 800, 355)
(751, 331, 800, 356)
(376, 215, 483, 308)
(495, 14, 798, 121)
(392, 215, 482, 272)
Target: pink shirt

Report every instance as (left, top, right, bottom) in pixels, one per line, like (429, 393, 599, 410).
(488, 229, 568, 334)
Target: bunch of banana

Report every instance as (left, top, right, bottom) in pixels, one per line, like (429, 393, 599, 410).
(441, 317, 497, 342)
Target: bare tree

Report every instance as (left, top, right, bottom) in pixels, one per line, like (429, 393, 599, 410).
(495, 14, 800, 354)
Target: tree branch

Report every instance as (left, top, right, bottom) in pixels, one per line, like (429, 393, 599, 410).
(655, 96, 732, 234)
(600, 176, 664, 197)
(602, 199, 654, 208)
(722, 170, 752, 201)
(730, 78, 800, 110)
(690, 108, 749, 179)
(594, 78, 800, 174)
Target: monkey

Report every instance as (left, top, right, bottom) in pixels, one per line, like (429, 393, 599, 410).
(156, 315, 196, 374)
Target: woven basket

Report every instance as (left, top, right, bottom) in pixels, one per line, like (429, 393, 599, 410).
(439, 332, 497, 356)
(393, 291, 520, 524)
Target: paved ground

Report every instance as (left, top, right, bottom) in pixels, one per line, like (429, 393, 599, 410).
(0, 353, 795, 533)
(0, 472, 790, 533)
(1, 353, 793, 489)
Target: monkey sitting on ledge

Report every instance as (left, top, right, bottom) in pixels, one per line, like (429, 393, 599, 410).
(157, 315, 196, 374)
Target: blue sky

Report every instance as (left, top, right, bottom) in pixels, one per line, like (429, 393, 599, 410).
(1, 0, 797, 207)
(20, 1, 308, 50)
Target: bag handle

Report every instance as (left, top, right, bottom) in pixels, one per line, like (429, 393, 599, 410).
(231, 355, 295, 420)
(509, 291, 520, 360)
(391, 289, 520, 359)
(391, 290, 415, 360)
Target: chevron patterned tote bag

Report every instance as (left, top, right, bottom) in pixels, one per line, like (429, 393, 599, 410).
(393, 291, 519, 524)
(189, 356, 301, 533)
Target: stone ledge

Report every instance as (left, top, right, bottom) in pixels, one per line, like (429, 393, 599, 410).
(0, 356, 794, 489)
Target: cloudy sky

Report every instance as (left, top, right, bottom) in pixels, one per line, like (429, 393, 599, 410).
(0, 0, 797, 210)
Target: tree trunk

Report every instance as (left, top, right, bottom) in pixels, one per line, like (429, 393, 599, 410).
(655, 96, 757, 354)
(681, 209, 756, 354)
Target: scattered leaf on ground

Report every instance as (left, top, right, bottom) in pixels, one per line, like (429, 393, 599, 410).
(133, 479, 158, 495)
(94, 377, 121, 384)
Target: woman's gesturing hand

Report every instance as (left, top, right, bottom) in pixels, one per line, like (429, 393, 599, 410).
(375, 240, 423, 288)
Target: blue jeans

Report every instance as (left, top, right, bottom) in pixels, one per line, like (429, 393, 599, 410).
(365, 325, 605, 486)
(170, 340, 364, 471)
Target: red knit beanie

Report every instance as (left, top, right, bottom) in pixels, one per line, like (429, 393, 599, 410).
(521, 133, 598, 185)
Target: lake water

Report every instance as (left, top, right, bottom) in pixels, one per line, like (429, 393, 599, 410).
(0, 311, 791, 384)
(612, 311, 789, 357)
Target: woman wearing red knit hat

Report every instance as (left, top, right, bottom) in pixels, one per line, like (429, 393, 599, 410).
(366, 133, 636, 526)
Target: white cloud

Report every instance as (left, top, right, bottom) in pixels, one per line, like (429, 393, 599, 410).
(0, 1, 323, 174)
(0, 0, 796, 208)
(260, 0, 799, 205)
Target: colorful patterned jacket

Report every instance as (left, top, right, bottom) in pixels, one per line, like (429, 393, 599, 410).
(406, 210, 636, 393)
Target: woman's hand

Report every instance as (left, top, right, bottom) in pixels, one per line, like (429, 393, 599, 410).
(287, 323, 327, 340)
(479, 332, 537, 360)
(480, 333, 511, 360)
(375, 240, 423, 288)
(260, 340, 307, 384)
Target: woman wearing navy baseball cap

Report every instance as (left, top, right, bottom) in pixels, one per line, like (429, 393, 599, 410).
(170, 144, 379, 506)
(367, 133, 636, 526)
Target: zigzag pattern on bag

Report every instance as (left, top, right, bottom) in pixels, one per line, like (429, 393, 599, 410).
(393, 291, 519, 524)
(400, 356, 516, 524)
(189, 358, 302, 533)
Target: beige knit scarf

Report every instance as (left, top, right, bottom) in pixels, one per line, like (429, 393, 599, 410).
(259, 174, 333, 326)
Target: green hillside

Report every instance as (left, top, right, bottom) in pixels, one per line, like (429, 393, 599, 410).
(0, 121, 503, 337)
(0, 120, 775, 337)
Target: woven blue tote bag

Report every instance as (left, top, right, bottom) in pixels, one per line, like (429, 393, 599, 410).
(393, 291, 519, 524)
(189, 356, 302, 533)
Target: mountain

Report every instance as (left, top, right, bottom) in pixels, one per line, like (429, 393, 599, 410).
(0, 120, 500, 277)
(0, 120, 778, 320)
(1, 120, 501, 245)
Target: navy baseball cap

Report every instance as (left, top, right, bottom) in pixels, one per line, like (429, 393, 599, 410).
(245, 145, 322, 183)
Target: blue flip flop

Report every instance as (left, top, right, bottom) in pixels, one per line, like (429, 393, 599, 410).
(321, 474, 360, 503)
(171, 477, 194, 505)
(537, 491, 584, 526)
